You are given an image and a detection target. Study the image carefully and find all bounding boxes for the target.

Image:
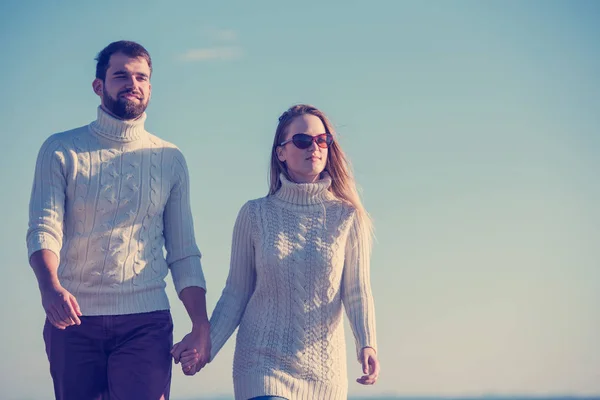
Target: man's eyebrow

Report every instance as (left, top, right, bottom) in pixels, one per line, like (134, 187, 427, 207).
(111, 70, 149, 78)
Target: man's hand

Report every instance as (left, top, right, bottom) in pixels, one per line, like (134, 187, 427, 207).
(41, 284, 82, 330)
(356, 346, 380, 385)
(30, 250, 82, 330)
(171, 322, 211, 376)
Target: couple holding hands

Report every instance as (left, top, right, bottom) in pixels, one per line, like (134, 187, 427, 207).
(27, 40, 379, 400)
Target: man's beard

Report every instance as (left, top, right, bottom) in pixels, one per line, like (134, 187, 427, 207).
(103, 87, 148, 120)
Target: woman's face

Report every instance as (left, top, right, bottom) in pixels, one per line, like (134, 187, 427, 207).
(277, 114, 329, 183)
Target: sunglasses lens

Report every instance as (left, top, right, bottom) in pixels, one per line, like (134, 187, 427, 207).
(290, 133, 333, 149)
(292, 134, 313, 149)
(316, 134, 333, 148)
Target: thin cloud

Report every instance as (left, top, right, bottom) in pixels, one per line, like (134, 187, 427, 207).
(180, 46, 243, 62)
(210, 29, 237, 42)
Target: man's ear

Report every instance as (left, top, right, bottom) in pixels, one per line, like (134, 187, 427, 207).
(92, 78, 103, 97)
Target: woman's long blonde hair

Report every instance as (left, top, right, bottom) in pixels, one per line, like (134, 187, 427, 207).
(268, 104, 374, 251)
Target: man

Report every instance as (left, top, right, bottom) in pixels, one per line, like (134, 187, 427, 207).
(26, 40, 209, 399)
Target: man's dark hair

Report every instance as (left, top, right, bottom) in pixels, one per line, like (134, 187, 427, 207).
(95, 40, 152, 81)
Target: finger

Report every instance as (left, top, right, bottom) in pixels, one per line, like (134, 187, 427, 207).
(183, 364, 196, 375)
(361, 378, 376, 385)
(356, 375, 377, 385)
(53, 304, 70, 323)
(364, 371, 378, 383)
(361, 353, 369, 375)
(181, 355, 199, 369)
(171, 343, 186, 363)
(180, 352, 198, 362)
(63, 300, 81, 325)
(46, 311, 64, 329)
(365, 358, 379, 384)
(54, 303, 74, 326)
(180, 348, 198, 357)
(182, 360, 198, 370)
(371, 357, 381, 377)
(181, 358, 197, 369)
(68, 296, 83, 322)
(48, 309, 68, 329)
(178, 347, 198, 364)
(362, 358, 378, 383)
(70, 296, 83, 316)
(188, 351, 204, 370)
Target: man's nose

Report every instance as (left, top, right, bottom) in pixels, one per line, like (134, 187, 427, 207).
(124, 76, 138, 89)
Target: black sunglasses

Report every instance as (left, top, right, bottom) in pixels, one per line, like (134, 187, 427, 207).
(279, 133, 334, 149)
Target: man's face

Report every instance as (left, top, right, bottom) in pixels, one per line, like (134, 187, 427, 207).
(93, 52, 151, 120)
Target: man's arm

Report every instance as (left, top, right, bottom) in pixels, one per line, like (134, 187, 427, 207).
(30, 250, 82, 329)
(179, 286, 209, 329)
(162, 150, 209, 374)
(163, 151, 207, 295)
(173, 202, 257, 376)
(27, 137, 81, 329)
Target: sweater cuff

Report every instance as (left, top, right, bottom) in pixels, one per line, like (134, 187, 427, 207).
(27, 232, 61, 263)
(356, 337, 378, 360)
(169, 256, 206, 295)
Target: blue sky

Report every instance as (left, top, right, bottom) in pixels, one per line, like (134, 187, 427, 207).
(1, 1, 599, 399)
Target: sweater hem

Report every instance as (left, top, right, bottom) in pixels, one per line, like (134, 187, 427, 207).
(234, 371, 347, 400)
(74, 288, 171, 316)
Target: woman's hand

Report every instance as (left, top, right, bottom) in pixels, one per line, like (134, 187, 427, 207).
(357, 346, 379, 385)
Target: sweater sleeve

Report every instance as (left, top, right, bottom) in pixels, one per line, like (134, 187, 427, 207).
(341, 211, 377, 360)
(209, 201, 256, 361)
(164, 150, 206, 295)
(26, 137, 68, 263)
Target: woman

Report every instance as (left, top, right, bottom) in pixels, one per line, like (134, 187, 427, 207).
(177, 104, 379, 400)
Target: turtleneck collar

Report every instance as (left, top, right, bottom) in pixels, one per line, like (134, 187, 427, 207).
(89, 106, 148, 142)
(274, 172, 336, 206)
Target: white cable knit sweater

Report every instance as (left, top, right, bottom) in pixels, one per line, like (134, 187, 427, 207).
(209, 174, 377, 400)
(26, 107, 206, 316)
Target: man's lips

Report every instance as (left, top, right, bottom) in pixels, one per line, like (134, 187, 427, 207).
(119, 92, 141, 100)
